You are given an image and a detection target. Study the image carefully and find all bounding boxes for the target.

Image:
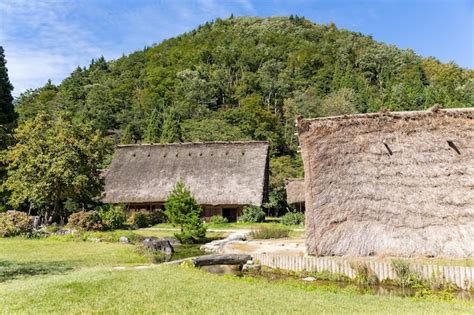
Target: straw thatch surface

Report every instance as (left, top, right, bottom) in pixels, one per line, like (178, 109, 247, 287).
(284, 178, 305, 204)
(297, 108, 474, 258)
(103, 141, 269, 206)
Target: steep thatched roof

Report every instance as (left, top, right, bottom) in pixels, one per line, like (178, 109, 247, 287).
(284, 178, 305, 204)
(103, 141, 269, 206)
(297, 107, 474, 258)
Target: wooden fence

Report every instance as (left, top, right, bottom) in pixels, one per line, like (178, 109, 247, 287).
(252, 254, 474, 290)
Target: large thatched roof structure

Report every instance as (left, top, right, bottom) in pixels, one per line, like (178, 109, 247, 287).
(297, 107, 474, 258)
(103, 141, 269, 206)
(284, 178, 305, 205)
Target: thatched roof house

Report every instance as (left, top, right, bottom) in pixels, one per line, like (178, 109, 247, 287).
(284, 178, 305, 211)
(103, 141, 269, 221)
(297, 107, 474, 258)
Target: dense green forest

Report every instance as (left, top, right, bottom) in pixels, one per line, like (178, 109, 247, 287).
(4, 16, 474, 215)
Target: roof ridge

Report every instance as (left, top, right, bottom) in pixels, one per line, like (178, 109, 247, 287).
(117, 141, 269, 148)
(298, 107, 474, 123)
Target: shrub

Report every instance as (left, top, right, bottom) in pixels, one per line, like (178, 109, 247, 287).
(391, 259, 425, 288)
(280, 212, 305, 225)
(0, 211, 33, 237)
(239, 205, 265, 223)
(165, 180, 206, 243)
(250, 226, 289, 239)
(67, 211, 107, 231)
(350, 261, 379, 286)
(209, 215, 228, 225)
(127, 210, 152, 228)
(149, 209, 166, 225)
(98, 205, 127, 230)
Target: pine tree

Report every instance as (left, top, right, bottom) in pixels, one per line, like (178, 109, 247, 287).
(160, 108, 182, 143)
(0, 46, 16, 133)
(143, 107, 163, 143)
(0, 46, 16, 209)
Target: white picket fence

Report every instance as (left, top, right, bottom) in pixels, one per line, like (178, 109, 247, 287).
(252, 254, 474, 290)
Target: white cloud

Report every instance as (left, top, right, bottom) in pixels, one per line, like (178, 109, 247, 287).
(0, 0, 113, 95)
(0, 0, 258, 96)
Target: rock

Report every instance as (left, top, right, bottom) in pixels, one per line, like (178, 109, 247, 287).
(302, 276, 316, 282)
(142, 237, 174, 255)
(119, 236, 129, 244)
(242, 263, 261, 272)
(55, 229, 73, 235)
(32, 216, 41, 229)
(226, 232, 248, 242)
(200, 231, 251, 254)
(88, 237, 102, 243)
(160, 237, 181, 245)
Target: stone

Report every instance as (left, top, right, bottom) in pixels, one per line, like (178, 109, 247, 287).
(88, 237, 102, 243)
(142, 237, 174, 255)
(242, 263, 261, 272)
(55, 229, 73, 235)
(302, 276, 316, 282)
(226, 232, 248, 242)
(160, 237, 181, 246)
(119, 236, 129, 244)
(32, 216, 41, 229)
(200, 231, 251, 254)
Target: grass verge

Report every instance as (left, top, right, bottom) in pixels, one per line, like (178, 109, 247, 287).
(1, 265, 473, 314)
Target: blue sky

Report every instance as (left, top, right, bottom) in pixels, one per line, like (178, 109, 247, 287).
(1, 0, 473, 96)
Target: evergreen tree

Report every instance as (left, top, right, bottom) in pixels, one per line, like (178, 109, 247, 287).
(143, 107, 163, 143)
(160, 108, 182, 143)
(0, 46, 15, 128)
(165, 180, 206, 243)
(0, 46, 16, 210)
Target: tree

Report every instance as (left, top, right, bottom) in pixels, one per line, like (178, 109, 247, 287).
(160, 108, 182, 143)
(2, 111, 107, 222)
(319, 88, 358, 117)
(164, 180, 206, 243)
(0, 46, 15, 129)
(265, 155, 304, 216)
(143, 107, 163, 143)
(0, 46, 16, 210)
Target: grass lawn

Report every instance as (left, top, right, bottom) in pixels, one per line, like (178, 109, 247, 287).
(1, 237, 473, 314)
(0, 238, 148, 282)
(1, 264, 473, 314)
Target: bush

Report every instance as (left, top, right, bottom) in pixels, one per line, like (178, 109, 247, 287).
(67, 211, 107, 231)
(149, 209, 166, 225)
(280, 212, 305, 225)
(250, 226, 289, 239)
(350, 261, 379, 286)
(209, 215, 228, 225)
(0, 211, 33, 237)
(98, 205, 127, 230)
(239, 205, 265, 223)
(391, 259, 425, 288)
(165, 180, 206, 243)
(127, 210, 152, 228)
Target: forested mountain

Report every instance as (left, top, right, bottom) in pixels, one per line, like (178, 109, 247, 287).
(13, 16, 474, 213)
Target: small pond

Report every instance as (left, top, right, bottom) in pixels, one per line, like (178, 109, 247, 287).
(153, 244, 205, 263)
(202, 265, 474, 301)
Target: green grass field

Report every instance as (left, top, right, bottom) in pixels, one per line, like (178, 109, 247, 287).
(1, 237, 473, 314)
(1, 264, 473, 314)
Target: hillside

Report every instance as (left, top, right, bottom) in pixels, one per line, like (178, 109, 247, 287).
(12, 16, 474, 213)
